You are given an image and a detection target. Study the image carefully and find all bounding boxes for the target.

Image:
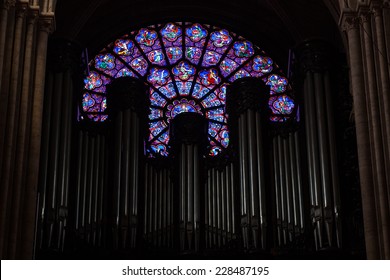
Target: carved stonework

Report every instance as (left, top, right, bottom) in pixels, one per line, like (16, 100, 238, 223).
(15, 1, 28, 18)
(340, 12, 360, 32)
(38, 16, 55, 33)
(2, 0, 16, 10)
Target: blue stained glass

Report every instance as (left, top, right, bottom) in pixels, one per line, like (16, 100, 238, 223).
(149, 120, 167, 137)
(186, 23, 207, 42)
(166, 47, 182, 64)
(220, 58, 238, 77)
(252, 56, 273, 73)
(202, 51, 221, 67)
(166, 99, 201, 120)
(206, 108, 225, 123)
(149, 108, 163, 120)
(266, 74, 288, 93)
(130, 57, 148, 75)
(192, 83, 209, 99)
(150, 91, 167, 107)
(210, 29, 232, 47)
(84, 72, 102, 90)
(176, 81, 192, 95)
(233, 41, 254, 58)
(201, 93, 221, 108)
(173, 61, 195, 81)
(136, 28, 158, 46)
(83, 22, 294, 157)
(147, 50, 166, 65)
(161, 23, 182, 42)
(199, 69, 221, 86)
(186, 47, 202, 64)
(229, 69, 250, 82)
(269, 95, 295, 114)
(115, 68, 135, 78)
(158, 83, 176, 99)
(95, 54, 115, 70)
(147, 68, 170, 86)
(113, 39, 134, 56)
(150, 142, 168, 156)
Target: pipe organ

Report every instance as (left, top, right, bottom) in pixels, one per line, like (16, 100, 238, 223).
(35, 38, 350, 259)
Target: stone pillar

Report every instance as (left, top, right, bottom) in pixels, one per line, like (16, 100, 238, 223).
(0, 2, 55, 259)
(340, 9, 380, 259)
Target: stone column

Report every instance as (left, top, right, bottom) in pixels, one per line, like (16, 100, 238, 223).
(21, 14, 54, 259)
(340, 10, 380, 259)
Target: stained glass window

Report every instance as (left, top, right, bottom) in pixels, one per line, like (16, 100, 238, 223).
(81, 22, 296, 157)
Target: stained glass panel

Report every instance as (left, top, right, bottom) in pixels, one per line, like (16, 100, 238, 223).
(82, 21, 296, 158)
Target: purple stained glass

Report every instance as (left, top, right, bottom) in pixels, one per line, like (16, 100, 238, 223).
(269, 95, 295, 114)
(270, 116, 289, 122)
(220, 58, 238, 77)
(233, 41, 254, 58)
(84, 72, 102, 90)
(149, 120, 167, 138)
(95, 53, 115, 70)
(202, 51, 221, 67)
(210, 29, 232, 47)
(199, 69, 221, 86)
(115, 68, 135, 78)
(158, 83, 176, 99)
(82, 93, 106, 113)
(147, 67, 170, 86)
(147, 50, 166, 65)
(166, 99, 201, 119)
(166, 47, 182, 64)
(186, 23, 207, 42)
(135, 28, 158, 46)
(206, 108, 225, 123)
(201, 93, 221, 108)
(161, 23, 182, 42)
(113, 39, 134, 56)
(176, 81, 192, 96)
(83, 22, 294, 158)
(150, 91, 167, 107)
(130, 57, 148, 76)
(149, 108, 164, 120)
(82, 93, 95, 111)
(266, 74, 288, 93)
(185, 47, 202, 64)
(173, 61, 195, 81)
(229, 69, 250, 82)
(192, 83, 209, 99)
(218, 129, 229, 147)
(86, 114, 108, 122)
(252, 55, 273, 73)
(150, 142, 168, 156)
(209, 146, 222, 156)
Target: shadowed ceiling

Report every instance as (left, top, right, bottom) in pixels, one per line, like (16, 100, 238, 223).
(53, 0, 343, 71)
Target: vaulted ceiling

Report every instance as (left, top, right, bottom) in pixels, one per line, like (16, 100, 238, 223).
(53, 0, 343, 70)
